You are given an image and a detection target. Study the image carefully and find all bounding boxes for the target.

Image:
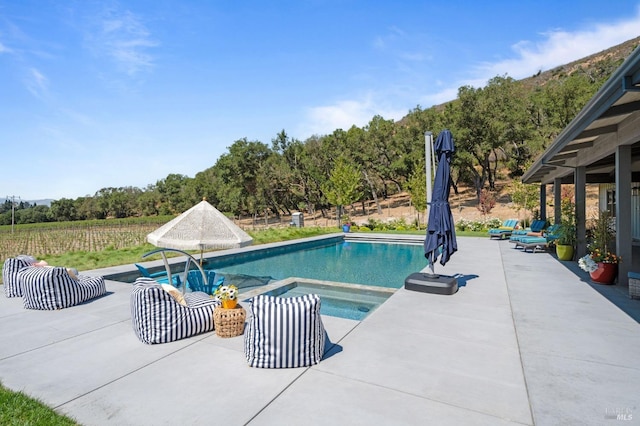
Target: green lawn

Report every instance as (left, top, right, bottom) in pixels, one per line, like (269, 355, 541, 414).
(0, 383, 78, 425)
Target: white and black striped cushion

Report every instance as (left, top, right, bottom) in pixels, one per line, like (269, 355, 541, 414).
(2, 257, 32, 297)
(130, 277, 221, 344)
(244, 294, 326, 368)
(20, 266, 106, 310)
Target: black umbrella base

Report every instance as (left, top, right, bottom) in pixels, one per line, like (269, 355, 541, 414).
(404, 272, 458, 295)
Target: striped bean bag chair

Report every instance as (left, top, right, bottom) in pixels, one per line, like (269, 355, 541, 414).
(20, 266, 107, 310)
(130, 277, 221, 344)
(244, 294, 326, 368)
(2, 256, 33, 298)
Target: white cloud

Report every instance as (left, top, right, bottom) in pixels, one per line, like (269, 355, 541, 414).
(300, 95, 407, 137)
(473, 9, 640, 84)
(0, 41, 12, 53)
(25, 67, 48, 98)
(87, 7, 157, 76)
(302, 10, 640, 138)
(419, 87, 459, 109)
(407, 9, 640, 112)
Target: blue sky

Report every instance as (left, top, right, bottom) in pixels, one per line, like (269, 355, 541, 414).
(2, 1, 640, 201)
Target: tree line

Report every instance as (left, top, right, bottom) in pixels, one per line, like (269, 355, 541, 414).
(1, 54, 625, 227)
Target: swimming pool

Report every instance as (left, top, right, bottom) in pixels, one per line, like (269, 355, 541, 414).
(105, 235, 426, 321)
(243, 277, 395, 321)
(205, 239, 426, 289)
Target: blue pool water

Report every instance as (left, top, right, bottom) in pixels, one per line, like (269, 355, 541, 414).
(208, 240, 426, 289)
(260, 280, 393, 321)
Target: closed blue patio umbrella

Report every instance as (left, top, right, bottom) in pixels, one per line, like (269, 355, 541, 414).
(423, 129, 458, 275)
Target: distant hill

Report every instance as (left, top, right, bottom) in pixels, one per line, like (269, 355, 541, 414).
(521, 35, 640, 87)
(0, 198, 53, 207)
(421, 36, 640, 115)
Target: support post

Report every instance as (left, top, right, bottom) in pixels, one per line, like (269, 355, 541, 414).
(575, 166, 587, 259)
(616, 145, 632, 285)
(539, 184, 547, 222)
(553, 179, 562, 224)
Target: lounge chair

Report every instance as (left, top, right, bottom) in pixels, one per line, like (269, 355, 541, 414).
(186, 269, 224, 294)
(509, 220, 549, 243)
(245, 293, 326, 368)
(488, 219, 519, 239)
(130, 277, 221, 344)
(513, 236, 550, 253)
(135, 263, 181, 286)
(511, 223, 561, 251)
(20, 266, 106, 310)
(542, 223, 560, 243)
(511, 219, 547, 236)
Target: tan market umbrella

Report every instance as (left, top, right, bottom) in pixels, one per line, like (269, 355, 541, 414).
(147, 199, 253, 262)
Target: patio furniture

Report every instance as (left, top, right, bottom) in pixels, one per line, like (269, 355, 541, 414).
(513, 236, 551, 253)
(130, 277, 220, 344)
(510, 220, 547, 237)
(510, 223, 559, 244)
(186, 269, 224, 294)
(488, 219, 519, 239)
(213, 305, 246, 338)
(2, 256, 33, 297)
(20, 266, 106, 310)
(135, 263, 181, 286)
(244, 294, 326, 368)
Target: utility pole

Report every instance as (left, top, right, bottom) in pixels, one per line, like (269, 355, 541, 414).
(6, 195, 20, 233)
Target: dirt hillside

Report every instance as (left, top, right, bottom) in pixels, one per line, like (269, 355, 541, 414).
(239, 183, 600, 230)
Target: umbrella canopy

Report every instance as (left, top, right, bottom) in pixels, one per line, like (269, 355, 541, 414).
(147, 200, 253, 252)
(423, 129, 458, 274)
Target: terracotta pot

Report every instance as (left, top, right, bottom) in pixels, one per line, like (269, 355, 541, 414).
(589, 262, 617, 284)
(221, 299, 237, 309)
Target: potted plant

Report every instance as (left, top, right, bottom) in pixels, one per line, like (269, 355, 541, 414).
(214, 284, 239, 309)
(579, 210, 620, 284)
(579, 250, 620, 284)
(555, 222, 576, 261)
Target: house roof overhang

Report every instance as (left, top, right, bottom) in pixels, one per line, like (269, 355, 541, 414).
(522, 46, 640, 185)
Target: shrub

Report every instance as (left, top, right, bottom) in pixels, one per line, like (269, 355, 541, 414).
(477, 189, 496, 215)
(387, 218, 409, 230)
(456, 217, 502, 232)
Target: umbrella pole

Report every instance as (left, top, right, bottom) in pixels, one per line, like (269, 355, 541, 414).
(425, 131, 433, 222)
(425, 249, 439, 278)
(427, 259, 439, 278)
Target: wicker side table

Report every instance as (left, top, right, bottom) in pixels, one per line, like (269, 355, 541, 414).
(213, 306, 246, 338)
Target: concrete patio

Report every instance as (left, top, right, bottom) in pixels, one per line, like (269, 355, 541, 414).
(0, 235, 639, 425)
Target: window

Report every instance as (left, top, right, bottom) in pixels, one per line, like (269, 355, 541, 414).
(606, 189, 616, 217)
